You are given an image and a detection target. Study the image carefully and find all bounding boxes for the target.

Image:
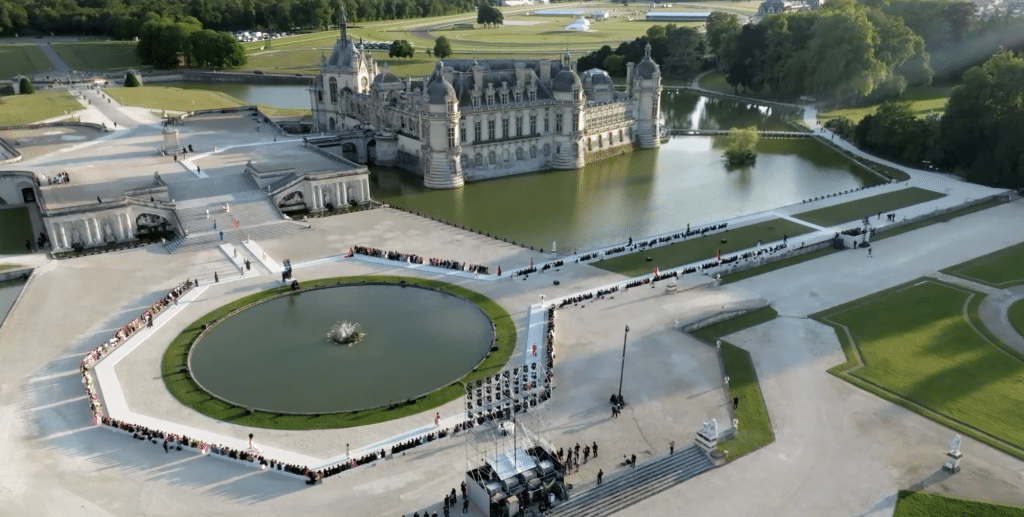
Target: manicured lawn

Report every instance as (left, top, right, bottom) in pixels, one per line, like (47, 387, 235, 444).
(103, 86, 244, 112)
(51, 42, 141, 71)
(816, 280, 1024, 458)
(0, 44, 54, 78)
(0, 207, 33, 255)
(873, 198, 1003, 242)
(593, 218, 815, 277)
(698, 72, 737, 96)
(0, 264, 22, 271)
(161, 275, 516, 430)
(819, 85, 956, 124)
(1009, 299, 1024, 341)
(791, 187, 945, 228)
(0, 90, 83, 125)
(941, 241, 1024, 288)
(893, 490, 1024, 517)
(721, 245, 840, 284)
(690, 306, 777, 461)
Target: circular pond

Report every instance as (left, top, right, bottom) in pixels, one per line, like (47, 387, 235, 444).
(188, 284, 495, 414)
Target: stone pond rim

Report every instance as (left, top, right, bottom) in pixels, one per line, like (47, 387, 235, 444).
(160, 276, 517, 429)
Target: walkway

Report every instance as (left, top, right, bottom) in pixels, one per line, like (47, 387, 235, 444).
(932, 273, 1024, 356)
(34, 40, 72, 74)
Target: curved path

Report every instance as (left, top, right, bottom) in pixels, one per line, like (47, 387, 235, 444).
(935, 274, 1024, 355)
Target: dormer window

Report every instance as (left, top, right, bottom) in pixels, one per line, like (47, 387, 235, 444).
(500, 91, 508, 104)
(529, 89, 536, 101)
(486, 93, 494, 106)
(472, 94, 480, 107)
(515, 91, 522, 103)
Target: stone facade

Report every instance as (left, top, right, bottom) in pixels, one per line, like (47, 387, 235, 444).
(310, 8, 662, 189)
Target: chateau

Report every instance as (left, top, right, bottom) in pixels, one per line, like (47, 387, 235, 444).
(310, 10, 663, 189)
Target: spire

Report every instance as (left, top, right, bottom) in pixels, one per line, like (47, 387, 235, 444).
(339, 3, 348, 43)
(644, 42, 652, 60)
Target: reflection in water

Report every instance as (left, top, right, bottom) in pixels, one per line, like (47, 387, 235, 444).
(373, 135, 872, 251)
(158, 82, 311, 109)
(0, 279, 26, 328)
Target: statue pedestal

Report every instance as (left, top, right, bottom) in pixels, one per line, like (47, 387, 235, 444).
(694, 431, 718, 453)
(943, 451, 962, 474)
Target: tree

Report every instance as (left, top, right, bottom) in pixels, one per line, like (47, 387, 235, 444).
(433, 35, 452, 59)
(602, 54, 625, 76)
(18, 76, 34, 94)
(476, 4, 503, 27)
(806, 4, 887, 105)
(124, 71, 141, 87)
(389, 39, 414, 58)
(725, 125, 758, 164)
(705, 11, 740, 60)
(726, 24, 767, 94)
(940, 51, 1024, 187)
(136, 17, 201, 68)
(663, 26, 703, 79)
(855, 101, 932, 164)
(943, 2, 976, 42)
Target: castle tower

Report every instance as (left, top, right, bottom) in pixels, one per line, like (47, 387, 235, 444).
(311, 4, 377, 132)
(422, 62, 465, 189)
(632, 43, 663, 149)
(549, 56, 585, 169)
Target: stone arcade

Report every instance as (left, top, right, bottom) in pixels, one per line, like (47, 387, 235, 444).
(310, 7, 664, 189)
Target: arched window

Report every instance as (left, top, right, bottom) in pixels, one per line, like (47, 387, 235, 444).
(329, 117, 336, 130)
(597, 135, 603, 148)
(329, 78, 338, 103)
(502, 149, 510, 163)
(619, 129, 624, 142)
(516, 147, 524, 160)
(317, 90, 323, 103)
(461, 155, 469, 168)
(488, 151, 496, 165)
(530, 145, 537, 158)
(475, 153, 483, 166)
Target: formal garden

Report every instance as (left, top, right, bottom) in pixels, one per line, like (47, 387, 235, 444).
(791, 187, 946, 228)
(815, 278, 1024, 460)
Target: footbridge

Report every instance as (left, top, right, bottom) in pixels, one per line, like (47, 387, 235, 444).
(669, 128, 812, 137)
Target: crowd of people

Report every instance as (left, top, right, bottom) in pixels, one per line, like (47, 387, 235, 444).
(46, 171, 71, 185)
(350, 246, 489, 274)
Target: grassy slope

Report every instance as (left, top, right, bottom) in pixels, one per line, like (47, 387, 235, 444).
(940, 241, 1024, 288)
(0, 44, 54, 78)
(51, 42, 141, 71)
(791, 187, 946, 228)
(893, 490, 1024, 517)
(1010, 300, 1024, 342)
(593, 219, 814, 277)
(0, 207, 33, 254)
(819, 85, 956, 124)
(691, 306, 778, 461)
(0, 90, 83, 125)
(103, 86, 244, 112)
(161, 275, 516, 430)
(816, 280, 1024, 458)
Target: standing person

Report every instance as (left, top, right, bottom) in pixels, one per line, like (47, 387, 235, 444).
(461, 481, 467, 500)
(592, 442, 598, 457)
(462, 498, 469, 514)
(434, 413, 440, 426)
(670, 440, 675, 455)
(597, 469, 603, 485)
(868, 247, 873, 258)
(630, 454, 636, 468)
(450, 488, 457, 504)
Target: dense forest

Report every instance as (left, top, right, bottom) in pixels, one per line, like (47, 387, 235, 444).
(0, 0, 479, 38)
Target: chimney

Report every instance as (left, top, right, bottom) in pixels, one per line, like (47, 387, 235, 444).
(626, 62, 634, 96)
(514, 62, 526, 86)
(540, 59, 551, 85)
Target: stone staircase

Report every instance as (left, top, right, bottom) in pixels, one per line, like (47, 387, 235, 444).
(163, 173, 309, 254)
(164, 220, 308, 254)
(547, 445, 713, 517)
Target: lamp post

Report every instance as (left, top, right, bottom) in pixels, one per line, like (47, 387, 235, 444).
(618, 325, 629, 403)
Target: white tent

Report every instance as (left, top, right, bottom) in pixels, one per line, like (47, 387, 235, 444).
(563, 16, 591, 31)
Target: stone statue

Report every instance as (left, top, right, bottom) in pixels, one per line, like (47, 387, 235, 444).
(699, 418, 719, 440)
(103, 222, 115, 242)
(950, 434, 961, 455)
